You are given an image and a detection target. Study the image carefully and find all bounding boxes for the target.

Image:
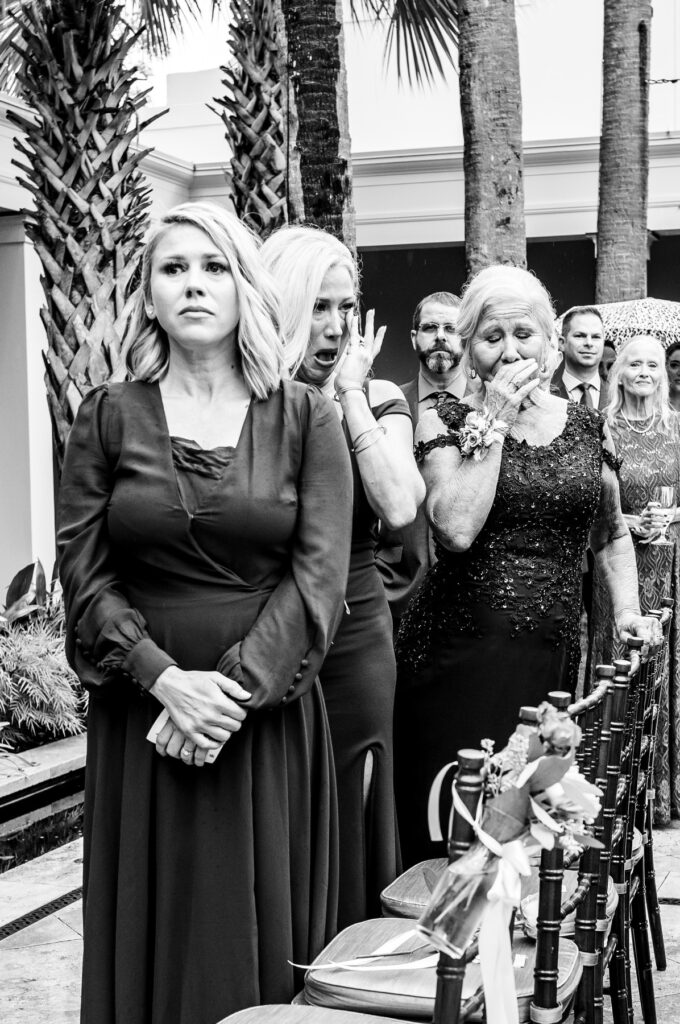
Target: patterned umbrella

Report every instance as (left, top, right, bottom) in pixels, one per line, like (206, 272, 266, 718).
(580, 297, 680, 351)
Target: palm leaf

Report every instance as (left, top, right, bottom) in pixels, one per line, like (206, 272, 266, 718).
(350, 0, 459, 84)
(135, 0, 203, 55)
(0, 0, 207, 89)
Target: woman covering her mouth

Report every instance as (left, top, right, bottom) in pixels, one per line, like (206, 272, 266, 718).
(394, 266, 661, 868)
(262, 226, 425, 928)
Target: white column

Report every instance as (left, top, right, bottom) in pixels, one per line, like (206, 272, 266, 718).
(0, 215, 55, 599)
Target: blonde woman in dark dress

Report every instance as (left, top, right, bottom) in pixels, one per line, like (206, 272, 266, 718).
(58, 201, 352, 1023)
(262, 226, 425, 928)
(395, 266, 663, 867)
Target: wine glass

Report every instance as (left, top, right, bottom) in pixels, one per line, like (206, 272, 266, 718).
(651, 485, 677, 543)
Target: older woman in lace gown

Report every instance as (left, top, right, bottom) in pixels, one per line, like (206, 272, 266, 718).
(394, 266, 662, 867)
(592, 335, 680, 823)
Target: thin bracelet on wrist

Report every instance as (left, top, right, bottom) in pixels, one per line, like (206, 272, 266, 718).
(335, 381, 365, 396)
(353, 425, 386, 454)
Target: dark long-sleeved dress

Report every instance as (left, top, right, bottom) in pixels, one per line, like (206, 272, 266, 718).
(318, 388, 410, 928)
(395, 399, 614, 867)
(57, 379, 352, 1024)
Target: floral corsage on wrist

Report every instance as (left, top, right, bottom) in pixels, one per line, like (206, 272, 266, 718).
(457, 406, 509, 461)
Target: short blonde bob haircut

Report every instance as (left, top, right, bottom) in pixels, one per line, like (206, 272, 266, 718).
(260, 225, 358, 376)
(456, 264, 556, 376)
(605, 335, 675, 434)
(123, 201, 286, 399)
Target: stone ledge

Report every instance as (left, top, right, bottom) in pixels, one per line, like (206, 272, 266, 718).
(0, 735, 86, 801)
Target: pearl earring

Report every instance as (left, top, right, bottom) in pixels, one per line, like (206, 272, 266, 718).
(540, 361, 547, 373)
(146, 306, 155, 318)
(469, 366, 477, 380)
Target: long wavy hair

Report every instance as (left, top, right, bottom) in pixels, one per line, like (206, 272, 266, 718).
(456, 265, 556, 381)
(122, 201, 286, 398)
(260, 226, 359, 375)
(604, 335, 674, 433)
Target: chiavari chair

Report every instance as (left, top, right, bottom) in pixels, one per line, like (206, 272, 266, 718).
(636, 602, 673, 973)
(297, 746, 581, 1022)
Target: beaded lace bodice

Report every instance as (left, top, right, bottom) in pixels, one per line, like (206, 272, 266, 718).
(397, 399, 613, 671)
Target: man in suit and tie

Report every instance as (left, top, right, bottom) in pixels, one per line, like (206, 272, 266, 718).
(551, 305, 607, 684)
(376, 291, 462, 631)
(551, 305, 609, 410)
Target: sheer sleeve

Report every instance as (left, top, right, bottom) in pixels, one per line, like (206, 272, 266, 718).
(57, 386, 176, 692)
(217, 388, 353, 710)
(597, 413, 623, 473)
(414, 400, 469, 463)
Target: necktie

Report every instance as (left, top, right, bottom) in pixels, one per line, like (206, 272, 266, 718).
(430, 392, 455, 411)
(577, 383, 594, 408)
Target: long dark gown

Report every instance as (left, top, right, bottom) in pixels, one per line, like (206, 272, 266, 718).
(57, 379, 352, 1024)
(318, 389, 410, 928)
(394, 398, 613, 868)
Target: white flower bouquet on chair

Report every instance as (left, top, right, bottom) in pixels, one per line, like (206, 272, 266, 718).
(418, 702, 602, 960)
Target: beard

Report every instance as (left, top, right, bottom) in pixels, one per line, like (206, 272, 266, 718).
(419, 342, 462, 376)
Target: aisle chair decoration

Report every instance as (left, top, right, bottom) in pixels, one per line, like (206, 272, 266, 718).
(419, 702, 602, 1021)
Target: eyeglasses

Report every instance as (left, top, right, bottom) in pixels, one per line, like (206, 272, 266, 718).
(417, 322, 458, 335)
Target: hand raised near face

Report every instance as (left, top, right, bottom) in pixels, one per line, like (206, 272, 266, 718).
(482, 359, 541, 425)
(335, 310, 387, 392)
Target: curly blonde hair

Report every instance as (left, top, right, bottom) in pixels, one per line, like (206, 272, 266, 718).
(122, 201, 286, 399)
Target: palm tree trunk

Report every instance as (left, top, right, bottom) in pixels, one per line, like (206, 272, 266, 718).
(282, 0, 355, 247)
(6, 0, 159, 469)
(458, 0, 526, 275)
(215, 0, 304, 236)
(596, 0, 652, 303)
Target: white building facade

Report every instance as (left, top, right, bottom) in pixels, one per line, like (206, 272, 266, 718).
(0, 0, 679, 590)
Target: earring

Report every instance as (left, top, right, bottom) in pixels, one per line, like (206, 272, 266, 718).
(469, 366, 477, 379)
(539, 361, 547, 373)
(146, 306, 155, 318)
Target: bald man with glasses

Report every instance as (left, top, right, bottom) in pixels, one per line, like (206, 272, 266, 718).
(377, 291, 462, 631)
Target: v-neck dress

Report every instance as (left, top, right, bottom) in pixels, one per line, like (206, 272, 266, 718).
(57, 379, 353, 1024)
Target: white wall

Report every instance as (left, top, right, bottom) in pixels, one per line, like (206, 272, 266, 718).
(0, 217, 55, 597)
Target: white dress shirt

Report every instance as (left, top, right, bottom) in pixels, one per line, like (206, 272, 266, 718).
(562, 368, 601, 405)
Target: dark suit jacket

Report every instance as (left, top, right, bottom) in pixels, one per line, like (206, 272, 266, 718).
(550, 362, 609, 411)
(375, 377, 436, 624)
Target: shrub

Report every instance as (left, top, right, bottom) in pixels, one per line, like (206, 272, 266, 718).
(0, 562, 86, 752)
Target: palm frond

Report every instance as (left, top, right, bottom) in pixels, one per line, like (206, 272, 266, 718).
(134, 0, 203, 55)
(0, 0, 208, 87)
(349, 0, 459, 85)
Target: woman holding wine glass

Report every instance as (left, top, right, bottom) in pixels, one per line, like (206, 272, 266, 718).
(593, 334, 680, 823)
(666, 340, 680, 413)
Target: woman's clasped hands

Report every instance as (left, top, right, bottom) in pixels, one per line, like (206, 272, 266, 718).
(150, 666, 251, 767)
(482, 358, 541, 427)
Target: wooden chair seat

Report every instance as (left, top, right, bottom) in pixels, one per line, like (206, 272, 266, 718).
(302, 917, 582, 1022)
(220, 1007, 412, 1023)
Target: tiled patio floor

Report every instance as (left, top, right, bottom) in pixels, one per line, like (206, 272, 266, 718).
(1, 825, 679, 1023)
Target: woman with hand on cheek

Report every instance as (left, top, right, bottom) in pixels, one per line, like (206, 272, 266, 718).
(262, 226, 424, 928)
(58, 202, 352, 1023)
(395, 266, 662, 867)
